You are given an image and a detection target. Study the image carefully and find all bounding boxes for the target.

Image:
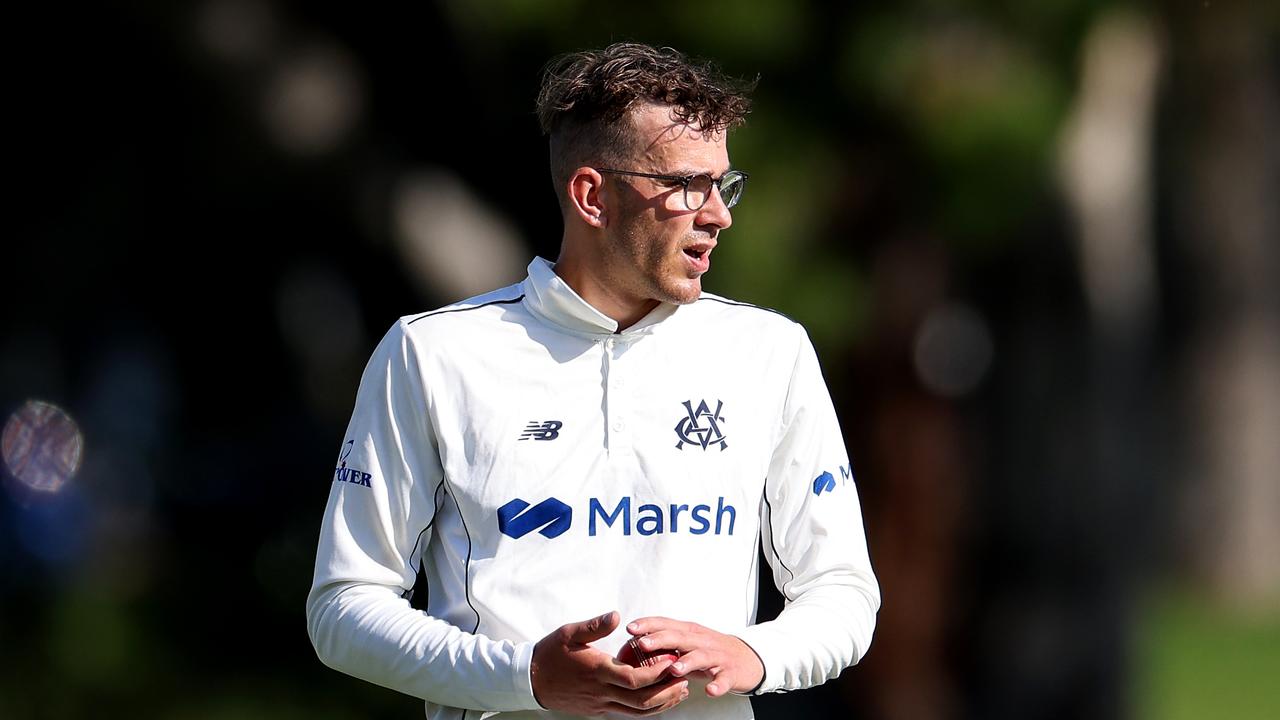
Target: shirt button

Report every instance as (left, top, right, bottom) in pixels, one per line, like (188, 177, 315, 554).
(605, 338, 616, 349)
(612, 420, 626, 432)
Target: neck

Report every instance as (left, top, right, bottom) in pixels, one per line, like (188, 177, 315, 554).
(554, 241, 659, 332)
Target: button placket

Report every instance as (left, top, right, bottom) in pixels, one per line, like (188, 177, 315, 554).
(599, 338, 612, 449)
(605, 337, 632, 455)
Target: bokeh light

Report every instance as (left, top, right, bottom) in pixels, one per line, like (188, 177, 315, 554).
(196, 0, 277, 66)
(262, 43, 363, 156)
(2, 400, 84, 496)
(912, 302, 994, 398)
(391, 169, 529, 300)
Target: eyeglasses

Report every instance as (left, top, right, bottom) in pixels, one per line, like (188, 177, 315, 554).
(597, 168, 749, 211)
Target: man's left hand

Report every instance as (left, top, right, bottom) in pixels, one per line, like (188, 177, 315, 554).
(624, 617, 764, 698)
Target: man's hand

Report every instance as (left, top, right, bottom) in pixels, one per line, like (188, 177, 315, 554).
(625, 617, 764, 698)
(531, 611, 690, 716)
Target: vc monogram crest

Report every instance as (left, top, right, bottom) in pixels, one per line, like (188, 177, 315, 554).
(674, 399, 728, 451)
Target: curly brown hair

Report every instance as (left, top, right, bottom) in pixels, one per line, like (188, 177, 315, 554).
(536, 43, 753, 136)
(536, 42, 754, 209)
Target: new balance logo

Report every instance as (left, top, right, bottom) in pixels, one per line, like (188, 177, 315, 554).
(518, 420, 562, 441)
(497, 497, 572, 539)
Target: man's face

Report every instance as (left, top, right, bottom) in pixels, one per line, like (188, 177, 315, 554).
(598, 103, 735, 308)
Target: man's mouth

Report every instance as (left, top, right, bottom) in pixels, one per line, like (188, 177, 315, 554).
(681, 242, 714, 274)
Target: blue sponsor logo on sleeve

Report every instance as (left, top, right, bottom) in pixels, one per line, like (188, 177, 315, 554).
(334, 439, 373, 488)
(813, 464, 854, 496)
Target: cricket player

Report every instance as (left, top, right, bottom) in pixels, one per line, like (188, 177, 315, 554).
(307, 42, 880, 719)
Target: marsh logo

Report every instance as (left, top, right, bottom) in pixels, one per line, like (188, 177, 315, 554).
(812, 464, 855, 496)
(496, 495, 738, 539)
(334, 440, 372, 488)
(497, 497, 572, 539)
(674, 399, 728, 451)
(588, 496, 736, 536)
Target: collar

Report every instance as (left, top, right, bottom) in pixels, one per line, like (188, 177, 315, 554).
(521, 257, 679, 338)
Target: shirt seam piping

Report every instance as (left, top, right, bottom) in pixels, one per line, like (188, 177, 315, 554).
(439, 474, 482, 633)
(404, 478, 449, 604)
(406, 294, 526, 325)
(696, 295, 795, 322)
(762, 490, 797, 597)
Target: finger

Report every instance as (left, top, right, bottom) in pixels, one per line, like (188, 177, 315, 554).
(668, 649, 716, 677)
(566, 611, 619, 644)
(705, 678, 731, 698)
(606, 677, 690, 713)
(625, 616, 687, 636)
(598, 656, 676, 689)
(603, 689, 689, 718)
(603, 691, 688, 719)
(704, 666, 735, 698)
(633, 629, 694, 654)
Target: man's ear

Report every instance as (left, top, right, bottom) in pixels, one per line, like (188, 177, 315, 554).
(567, 167, 607, 228)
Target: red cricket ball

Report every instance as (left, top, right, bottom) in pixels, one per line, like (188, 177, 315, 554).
(617, 637, 680, 669)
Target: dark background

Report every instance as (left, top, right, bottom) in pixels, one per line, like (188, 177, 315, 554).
(3, 2, 1277, 719)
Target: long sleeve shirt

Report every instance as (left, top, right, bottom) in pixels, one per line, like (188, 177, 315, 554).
(307, 257, 880, 719)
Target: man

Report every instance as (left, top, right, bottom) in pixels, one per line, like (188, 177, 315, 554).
(307, 43, 879, 719)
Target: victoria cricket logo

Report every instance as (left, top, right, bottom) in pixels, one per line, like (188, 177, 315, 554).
(518, 420, 563, 441)
(674, 399, 728, 451)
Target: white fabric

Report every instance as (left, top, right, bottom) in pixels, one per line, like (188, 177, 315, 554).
(307, 257, 880, 719)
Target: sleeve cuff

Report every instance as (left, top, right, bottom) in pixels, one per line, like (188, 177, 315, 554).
(733, 624, 785, 694)
(730, 634, 768, 696)
(512, 640, 545, 710)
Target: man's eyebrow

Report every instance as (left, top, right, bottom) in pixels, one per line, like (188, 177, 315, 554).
(668, 165, 734, 176)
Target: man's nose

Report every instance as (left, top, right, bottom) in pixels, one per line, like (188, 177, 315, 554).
(696, 186, 733, 229)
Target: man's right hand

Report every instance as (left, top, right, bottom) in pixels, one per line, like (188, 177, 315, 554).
(531, 611, 690, 716)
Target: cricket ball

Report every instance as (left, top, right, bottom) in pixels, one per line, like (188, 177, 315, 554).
(617, 637, 680, 669)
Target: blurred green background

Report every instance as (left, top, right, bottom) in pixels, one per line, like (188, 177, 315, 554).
(3, 1, 1277, 718)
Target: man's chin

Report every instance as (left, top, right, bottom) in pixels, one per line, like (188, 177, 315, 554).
(662, 278, 704, 305)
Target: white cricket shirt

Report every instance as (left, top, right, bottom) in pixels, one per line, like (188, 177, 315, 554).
(307, 257, 879, 719)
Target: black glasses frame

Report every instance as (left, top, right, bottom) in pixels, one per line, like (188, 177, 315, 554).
(596, 168, 749, 210)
